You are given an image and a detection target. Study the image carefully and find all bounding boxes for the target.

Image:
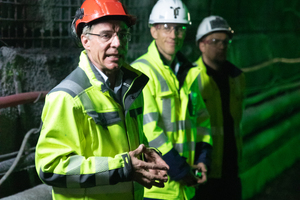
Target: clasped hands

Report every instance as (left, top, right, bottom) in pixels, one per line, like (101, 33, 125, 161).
(129, 144, 169, 189)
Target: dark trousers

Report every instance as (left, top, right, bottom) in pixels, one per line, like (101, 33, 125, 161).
(192, 177, 242, 200)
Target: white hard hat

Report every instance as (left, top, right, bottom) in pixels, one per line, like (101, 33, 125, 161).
(149, 0, 191, 25)
(195, 15, 234, 43)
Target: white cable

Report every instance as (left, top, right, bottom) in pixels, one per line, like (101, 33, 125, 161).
(0, 127, 40, 185)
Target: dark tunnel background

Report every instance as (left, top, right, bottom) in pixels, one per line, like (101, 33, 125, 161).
(0, 0, 299, 199)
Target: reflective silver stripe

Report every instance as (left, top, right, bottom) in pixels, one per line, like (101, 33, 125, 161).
(79, 92, 94, 112)
(53, 181, 135, 195)
(67, 155, 83, 175)
(132, 59, 169, 92)
(95, 157, 109, 172)
(66, 155, 84, 188)
(95, 157, 109, 185)
(162, 98, 174, 132)
(144, 112, 178, 133)
(178, 120, 186, 131)
(174, 141, 195, 154)
(149, 132, 169, 148)
(79, 92, 121, 126)
(133, 59, 175, 148)
(143, 112, 159, 125)
(197, 127, 211, 136)
(56, 80, 84, 95)
(162, 121, 177, 133)
(151, 66, 169, 92)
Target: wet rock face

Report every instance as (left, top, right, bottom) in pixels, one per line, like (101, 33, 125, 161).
(0, 46, 82, 198)
(0, 47, 81, 96)
(0, 46, 81, 153)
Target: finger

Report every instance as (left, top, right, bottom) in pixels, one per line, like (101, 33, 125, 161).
(198, 163, 207, 172)
(191, 165, 198, 170)
(197, 172, 207, 184)
(133, 171, 153, 189)
(143, 170, 169, 182)
(150, 180, 166, 188)
(156, 169, 168, 178)
(153, 158, 169, 170)
(131, 144, 146, 157)
(148, 169, 169, 182)
(200, 165, 207, 172)
(143, 161, 169, 170)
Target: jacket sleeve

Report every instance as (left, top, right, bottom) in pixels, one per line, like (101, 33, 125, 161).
(35, 92, 133, 188)
(193, 78, 213, 169)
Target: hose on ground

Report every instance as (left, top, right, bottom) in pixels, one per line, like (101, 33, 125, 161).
(0, 125, 41, 186)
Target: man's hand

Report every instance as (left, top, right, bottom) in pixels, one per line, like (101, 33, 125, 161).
(129, 144, 169, 189)
(192, 162, 207, 184)
(180, 162, 208, 187)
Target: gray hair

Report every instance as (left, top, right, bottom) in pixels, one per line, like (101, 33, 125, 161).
(82, 24, 94, 38)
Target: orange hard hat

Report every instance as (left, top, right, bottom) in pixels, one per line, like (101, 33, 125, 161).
(73, 0, 136, 37)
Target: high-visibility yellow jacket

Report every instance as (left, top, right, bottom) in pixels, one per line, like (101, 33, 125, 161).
(194, 57, 245, 178)
(131, 41, 212, 200)
(35, 50, 149, 200)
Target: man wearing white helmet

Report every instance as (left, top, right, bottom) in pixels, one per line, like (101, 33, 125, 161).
(131, 0, 213, 199)
(192, 15, 245, 200)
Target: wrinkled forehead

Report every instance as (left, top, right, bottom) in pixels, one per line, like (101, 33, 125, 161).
(92, 20, 129, 32)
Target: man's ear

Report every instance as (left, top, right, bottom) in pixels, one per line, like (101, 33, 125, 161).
(150, 26, 158, 40)
(199, 41, 205, 53)
(81, 34, 90, 50)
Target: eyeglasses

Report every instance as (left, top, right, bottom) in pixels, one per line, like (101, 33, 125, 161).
(203, 38, 232, 47)
(87, 31, 131, 43)
(156, 24, 187, 35)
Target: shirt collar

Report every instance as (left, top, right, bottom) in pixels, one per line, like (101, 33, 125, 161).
(91, 64, 124, 94)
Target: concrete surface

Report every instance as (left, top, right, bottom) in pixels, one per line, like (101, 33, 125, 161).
(1, 184, 52, 200)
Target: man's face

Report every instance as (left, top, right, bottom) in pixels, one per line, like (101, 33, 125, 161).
(81, 20, 129, 74)
(151, 23, 186, 61)
(199, 32, 230, 65)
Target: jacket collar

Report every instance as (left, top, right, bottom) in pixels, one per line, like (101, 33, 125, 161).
(149, 40, 195, 90)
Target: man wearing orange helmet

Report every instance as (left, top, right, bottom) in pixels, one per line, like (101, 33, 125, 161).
(35, 0, 169, 200)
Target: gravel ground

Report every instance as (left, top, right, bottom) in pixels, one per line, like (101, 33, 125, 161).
(248, 159, 300, 200)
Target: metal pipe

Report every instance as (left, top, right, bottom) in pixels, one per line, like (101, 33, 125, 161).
(0, 91, 48, 109)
